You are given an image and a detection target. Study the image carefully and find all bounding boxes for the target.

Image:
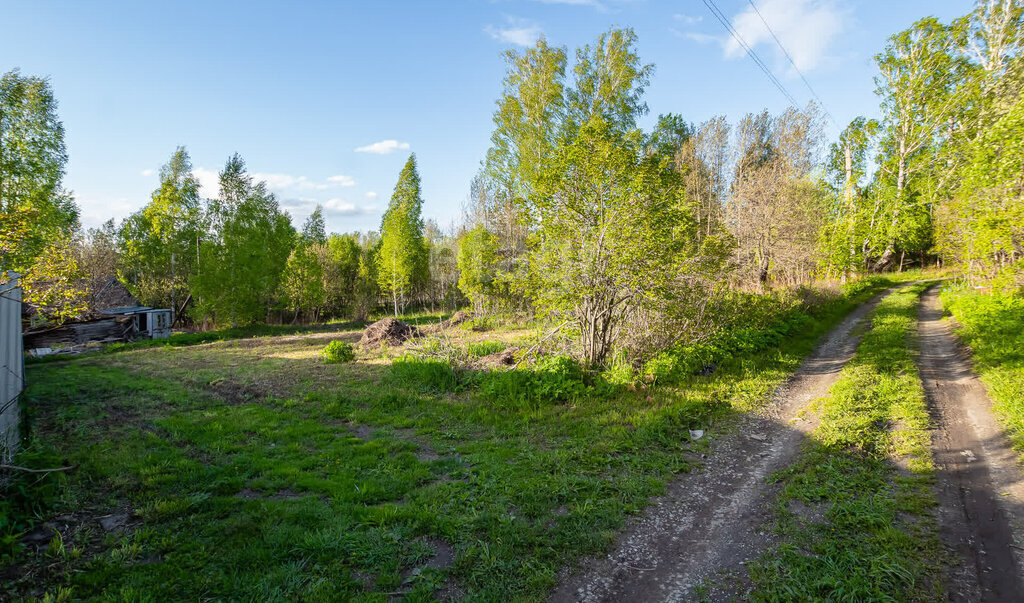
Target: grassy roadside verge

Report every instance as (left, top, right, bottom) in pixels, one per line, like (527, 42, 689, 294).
(5, 277, 912, 600)
(941, 288, 1024, 461)
(750, 283, 941, 601)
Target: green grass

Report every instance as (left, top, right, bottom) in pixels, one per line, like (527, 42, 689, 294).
(465, 340, 507, 357)
(6, 277, 908, 601)
(942, 287, 1024, 461)
(750, 283, 941, 601)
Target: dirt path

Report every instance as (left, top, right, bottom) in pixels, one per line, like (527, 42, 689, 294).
(550, 288, 901, 602)
(918, 285, 1024, 601)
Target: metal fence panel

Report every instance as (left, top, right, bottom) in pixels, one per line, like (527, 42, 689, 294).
(0, 272, 24, 462)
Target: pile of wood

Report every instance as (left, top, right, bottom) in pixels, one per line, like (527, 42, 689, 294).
(23, 315, 137, 352)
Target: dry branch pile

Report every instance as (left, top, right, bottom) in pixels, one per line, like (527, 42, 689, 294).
(359, 318, 417, 346)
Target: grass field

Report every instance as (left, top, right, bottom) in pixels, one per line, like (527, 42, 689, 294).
(751, 283, 942, 600)
(5, 279, 907, 601)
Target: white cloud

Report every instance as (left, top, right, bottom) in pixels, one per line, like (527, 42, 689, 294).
(140, 168, 155, 177)
(674, 29, 719, 45)
(484, 16, 543, 47)
(364, 191, 378, 200)
(324, 198, 378, 216)
(354, 139, 411, 154)
(327, 174, 356, 187)
(673, 13, 703, 25)
(251, 173, 334, 191)
(192, 167, 220, 199)
(192, 168, 360, 205)
(78, 196, 138, 229)
(724, 0, 845, 75)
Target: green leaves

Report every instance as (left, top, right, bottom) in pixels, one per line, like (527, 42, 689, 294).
(484, 28, 728, 367)
(377, 155, 428, 316)
(118, 147, 203, 309)
(457, 226, 499, 313)
(191, 155, 296, 327)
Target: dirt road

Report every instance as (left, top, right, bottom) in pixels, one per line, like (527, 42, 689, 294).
(919, 285, 1024, 601)
(550, 289, 900, 602)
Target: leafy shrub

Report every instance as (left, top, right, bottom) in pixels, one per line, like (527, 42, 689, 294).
(460, 317, 493, 332)
(466, 340, 506, 357)
(644, 310, 815, 383)
(479, 355, 599, 410)
(643, 277, 895, 384)
(389, 354, 466, 393)
(320, 340, 355, 364)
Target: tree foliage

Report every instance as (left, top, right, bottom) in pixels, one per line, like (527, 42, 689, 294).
(118, 147, 203, 310)
(191, 154, 295, 326)
(377, 155, 428, 316)
(487, 29, 730, 366)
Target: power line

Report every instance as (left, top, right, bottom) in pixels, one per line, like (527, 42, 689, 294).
(745, 0, 835, 123)
(701, 0, 801, 107)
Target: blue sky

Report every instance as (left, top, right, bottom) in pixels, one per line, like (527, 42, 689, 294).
(3, 0, 969, 234)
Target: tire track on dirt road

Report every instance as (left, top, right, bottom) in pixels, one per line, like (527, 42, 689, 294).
(919, 284, 1024, 601)
(550, 286, 907, 602)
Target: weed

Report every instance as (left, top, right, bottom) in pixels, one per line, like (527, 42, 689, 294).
(388, 354, 467, 393)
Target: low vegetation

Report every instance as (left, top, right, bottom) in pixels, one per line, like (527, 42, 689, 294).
(751, 284, 940, 600)
(321, 340, 356, 364)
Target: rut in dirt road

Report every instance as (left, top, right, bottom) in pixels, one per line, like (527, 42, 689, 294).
(918, 285, 1024, 601)
(550, 287, 905, 602)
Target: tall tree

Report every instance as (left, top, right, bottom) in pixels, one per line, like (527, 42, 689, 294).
(492, 29, 729, 366)
(302, 205, 327, 245)
(191, 154, 295, 326)
(0, 69, 78, 270)
(820, 116, 880, 276)
(0, 69, 85, 323)
(118, 147, 203, 311)
(457, 225, 499, 314)
(78, 218, 120, 308)
(873, 17, 966, 268)
(726, 105, 826, 287)
(376, 154, 428, 316)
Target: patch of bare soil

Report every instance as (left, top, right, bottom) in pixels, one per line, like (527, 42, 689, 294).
(360, 318, 417, 346)
(207, 378, 269, 405)
(550, 287, 902, 602)
(4, 503, 141, 599)
(918, 285, 1024, 601)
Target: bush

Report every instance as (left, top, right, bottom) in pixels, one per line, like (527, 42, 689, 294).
(320, 341, 355, 364)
